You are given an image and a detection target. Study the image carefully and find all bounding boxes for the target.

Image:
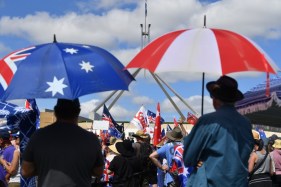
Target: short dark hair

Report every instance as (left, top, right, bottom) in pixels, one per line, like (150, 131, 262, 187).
(254, 139, 264, 151)
(54, 99, 81, 120)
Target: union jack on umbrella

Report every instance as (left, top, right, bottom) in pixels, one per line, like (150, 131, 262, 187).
(0, 39, 134, 100)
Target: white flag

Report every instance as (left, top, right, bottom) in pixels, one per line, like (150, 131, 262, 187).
(130, 106, 149, 130)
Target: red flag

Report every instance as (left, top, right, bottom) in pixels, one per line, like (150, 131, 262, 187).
(153, 103, 161, 146)
(187, 112, 198, 125)
(173, 117, 179, 127)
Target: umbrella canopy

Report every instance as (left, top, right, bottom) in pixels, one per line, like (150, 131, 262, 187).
(126, 27, 280, 115)
(236, 77, 281, 127)
(0, 42, 134, 100)
(126, 28, 279, 74)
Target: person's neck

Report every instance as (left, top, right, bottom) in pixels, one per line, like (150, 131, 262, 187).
(56, 119, 78, 124)
(2, 143, 11, 149)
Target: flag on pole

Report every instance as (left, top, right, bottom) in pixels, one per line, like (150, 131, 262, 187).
(153, 102, 161, 146)
(145, 0, 147, 17)
(187, 112, 198, 125)
(147, 109, 165, 124)
(130, 106, 149, 130)
(161, 128, 165, 139)
(167, 124, 172, 132)
(102, 105, 123, 139)
(173, 117, 179, 127)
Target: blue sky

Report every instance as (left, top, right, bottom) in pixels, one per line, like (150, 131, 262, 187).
(0, 0, 281, 122)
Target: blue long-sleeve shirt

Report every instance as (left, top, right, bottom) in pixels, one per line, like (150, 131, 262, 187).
(183, 105, 254, 187)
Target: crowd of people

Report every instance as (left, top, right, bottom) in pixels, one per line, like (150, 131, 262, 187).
(0, 75, 280, 187)
(0, 130, 20, 187)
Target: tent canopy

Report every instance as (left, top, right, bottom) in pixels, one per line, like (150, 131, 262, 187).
(236, 77, 281, 128)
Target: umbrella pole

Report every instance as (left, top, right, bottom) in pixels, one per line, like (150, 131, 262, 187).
(150, 72, 186, 120)
(201, 72, 205, 115)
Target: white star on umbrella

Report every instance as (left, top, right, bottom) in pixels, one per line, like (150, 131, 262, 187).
(63, 48, 78, 54)
(79, 61, 94, 73)
(45, 76, 68, 96)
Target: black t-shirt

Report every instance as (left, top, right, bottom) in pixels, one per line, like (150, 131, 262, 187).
(109, 155, 143, 187)
(23, 122, 104, 187)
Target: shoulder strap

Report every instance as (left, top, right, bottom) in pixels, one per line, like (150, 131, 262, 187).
(249, 151, 269, 178)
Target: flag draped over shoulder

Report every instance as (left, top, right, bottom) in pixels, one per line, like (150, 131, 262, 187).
(102, 105, 123, 139)
(153, 103, 161, 146)
(16, 99, 39, 187)
(130, 106, 149, 130)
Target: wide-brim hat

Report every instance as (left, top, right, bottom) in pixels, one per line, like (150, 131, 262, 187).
(273, 139, 281, 149)
(115, 139, 135, 157)
(252, 130, 260, 140)
(108, 139, 123, 155)
(166, 127, 183, 141)
(206, 75, 244, 102)
(132, 130, 149, 139)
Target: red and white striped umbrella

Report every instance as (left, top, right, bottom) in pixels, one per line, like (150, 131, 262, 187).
(126, 28, 279, 74)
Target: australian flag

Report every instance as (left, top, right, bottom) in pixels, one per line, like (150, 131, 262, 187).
(0, 99, 39, 187)
(147, 109, 165, 124)
(102, 105, 123, 139)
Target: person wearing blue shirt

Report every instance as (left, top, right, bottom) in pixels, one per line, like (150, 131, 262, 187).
(183, 75, 254, 187)
(149, 127, 183, 187)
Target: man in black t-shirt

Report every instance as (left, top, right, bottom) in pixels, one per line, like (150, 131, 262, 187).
(21, 99, 104, 187)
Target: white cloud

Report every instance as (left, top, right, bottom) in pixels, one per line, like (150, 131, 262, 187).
(80, 99, 100, 118)
(132, 96, 154, 105)
(161, 95, 214, 118)
(1, 0, 281, 122)
(0, 42, 12, 57)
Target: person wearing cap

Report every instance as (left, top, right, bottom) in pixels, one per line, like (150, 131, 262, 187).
(270, 139, 281, 186)
(21, 99, 104, 187)
(149, 126, 184, 187)
(183, 75, 254, 187)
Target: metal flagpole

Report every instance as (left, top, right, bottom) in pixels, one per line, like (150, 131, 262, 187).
(150, 72, 186, 120)
(91, 0, 151, 119)
(155, 74, 199, 116)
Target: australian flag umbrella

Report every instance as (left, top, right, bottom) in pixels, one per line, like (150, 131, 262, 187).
(0, 37, 134, 100)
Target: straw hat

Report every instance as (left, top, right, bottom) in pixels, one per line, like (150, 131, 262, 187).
(132, 130, 149, 139)
(273, 139, 281, 149)
(108, 139, 122, 155)
(109, 136, 117, 145)
(166, 127, 183, 141)
(252, 130, 260, 140)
